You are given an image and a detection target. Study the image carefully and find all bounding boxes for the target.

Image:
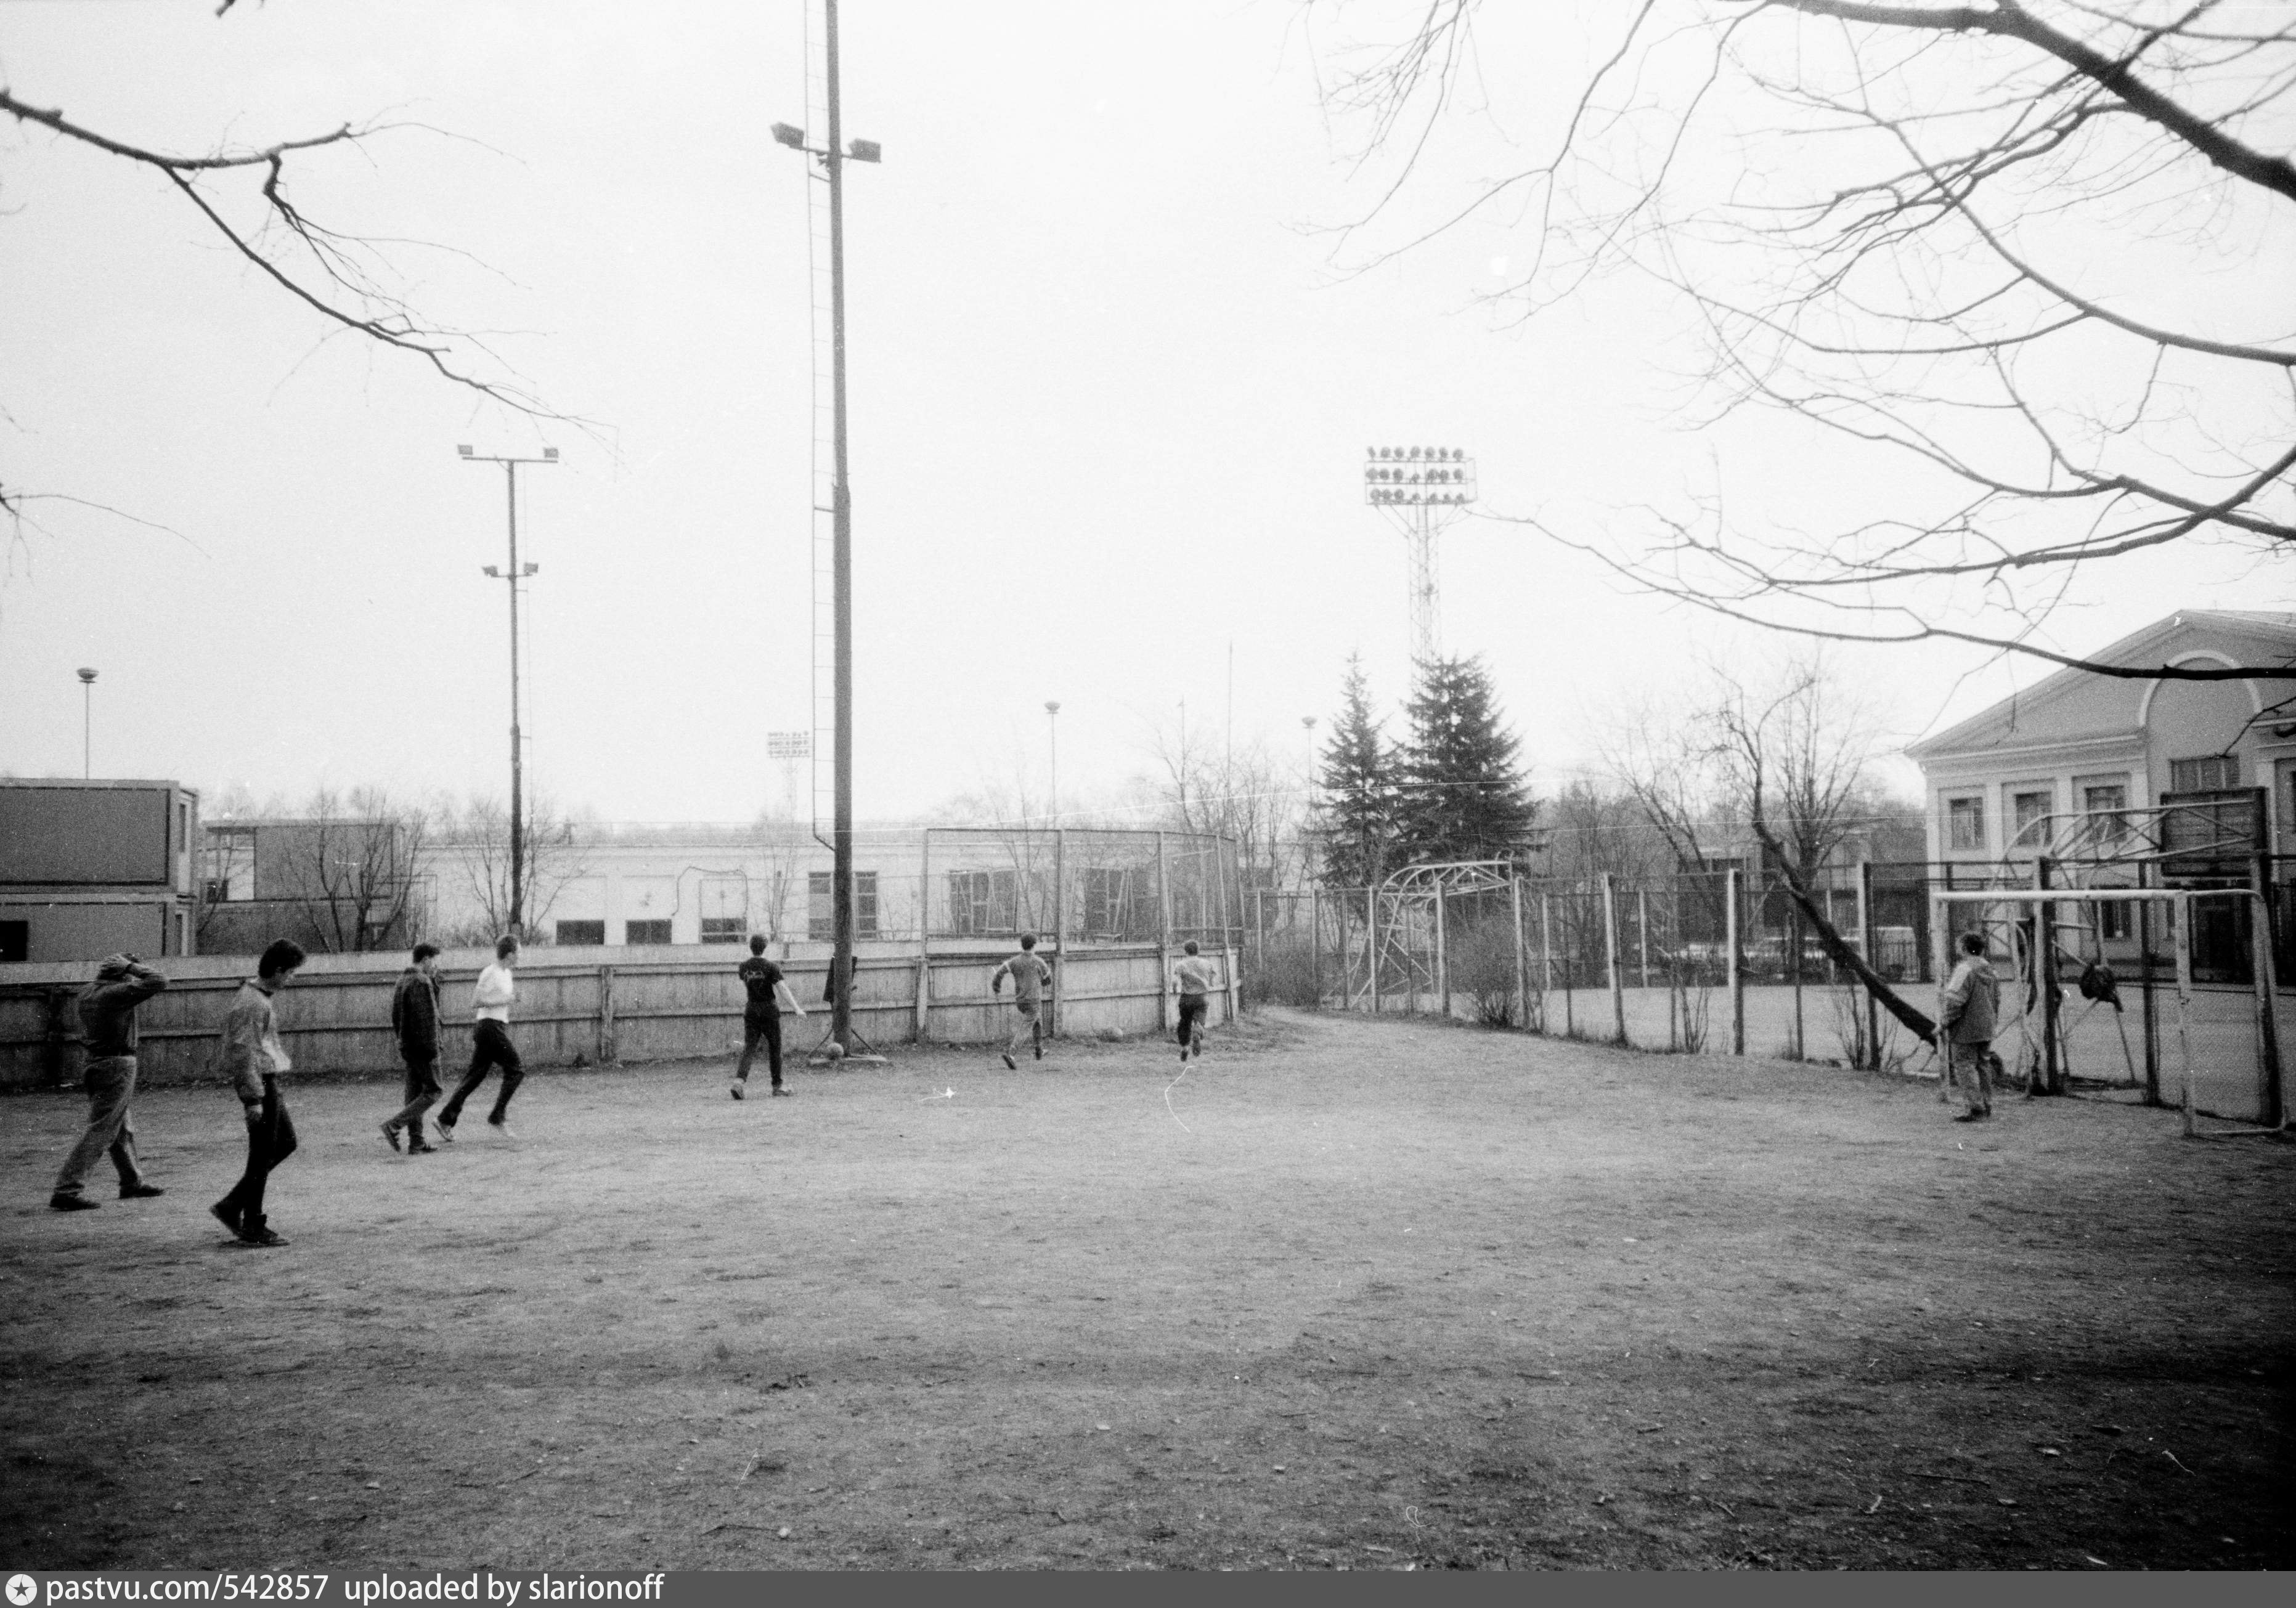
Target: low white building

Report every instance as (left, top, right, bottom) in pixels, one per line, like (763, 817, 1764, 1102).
(1906, 610, 2295, 975)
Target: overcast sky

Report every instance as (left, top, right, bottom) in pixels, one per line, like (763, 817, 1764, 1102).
(1, 1, 2281, 826)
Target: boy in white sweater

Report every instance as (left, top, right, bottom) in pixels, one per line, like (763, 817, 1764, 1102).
(437, 935, 526, 1141)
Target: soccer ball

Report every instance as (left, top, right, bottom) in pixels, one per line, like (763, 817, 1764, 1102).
(823, 1041, 846, 1061)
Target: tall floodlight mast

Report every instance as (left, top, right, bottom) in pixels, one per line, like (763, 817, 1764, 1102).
(773, 0, 879, 1052)
(1363, 446, 1476, 667)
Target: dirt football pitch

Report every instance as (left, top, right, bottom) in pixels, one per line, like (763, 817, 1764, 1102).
(4, 1007, 2290, 1572)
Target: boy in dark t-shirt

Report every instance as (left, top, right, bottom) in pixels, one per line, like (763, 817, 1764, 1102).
(733, 935, 805, 1098)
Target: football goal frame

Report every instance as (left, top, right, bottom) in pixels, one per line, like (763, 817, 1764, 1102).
(1928, 885, 2284, 1138)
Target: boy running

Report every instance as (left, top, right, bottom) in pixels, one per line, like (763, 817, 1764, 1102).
(990, 933, 1052, 1070)
(1171, 940, 1219, 1062)
(437, 934, 524, 1142)
(732, 935, 805, 1098)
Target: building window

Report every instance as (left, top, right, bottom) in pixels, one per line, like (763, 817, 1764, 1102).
(698, 917, 746, 944)
(2008, 787, 2053, 853)
(945, 869, 1017, 936)
(808, 871, 881, 941)
(2168, 754, 2239, 794)
(1945, 795, 1985, 852)
(205, 829, 256, 902)
(1080, 866, 1141, 936)
(555, 920, 606, 946)
(625, 919, 672, 945)
(0, 920, 26, 964)
(2078, 779, 2129, 848)
(2098, 903, 2131, 942)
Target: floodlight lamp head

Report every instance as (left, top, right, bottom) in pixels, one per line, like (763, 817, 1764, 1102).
(77, 667, 97, 684)
(542, 447, 559, 462)
(482, 566, 502, 577)
(457, 444, 474, 457)
(1045, 700, 1060, 716)
(771, 122, 807, 150)
(522, 562, 539, 577)
(847, 139, 882, 163)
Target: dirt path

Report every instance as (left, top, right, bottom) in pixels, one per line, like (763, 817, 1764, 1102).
(2, 1009, 2288, 1570)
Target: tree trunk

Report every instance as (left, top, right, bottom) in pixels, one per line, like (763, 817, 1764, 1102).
(1745, 810, 1938, 1043)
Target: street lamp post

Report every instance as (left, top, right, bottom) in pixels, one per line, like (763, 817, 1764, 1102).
(77, 667, 97, 778)
(773, 1, 880, 1052)
(1045, 701, 1061, 825)
(459, 443, 558, 940)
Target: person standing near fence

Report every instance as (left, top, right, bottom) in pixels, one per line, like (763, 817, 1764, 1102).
(733, 934, 805, 1099)
(382, 943, 445, 1153)
(211, 939, 304, 1248)
(48, 952, 170, 1212)
(1939, 930, 2000, 1122)
(990, 934, 1052, 1070)
(437, 934, 524, 1142)
(1171, 939, 1219, 1063)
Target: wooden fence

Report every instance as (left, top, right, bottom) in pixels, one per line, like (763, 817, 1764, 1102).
(0, 940, 1239, 1092)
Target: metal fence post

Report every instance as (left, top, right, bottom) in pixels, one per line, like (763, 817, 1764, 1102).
(1050, 827, 1067, 1039)
(1857, 860, 1879, 1071)
(1156, 830, 1173, 1035)
(2252, 861, 2283, 1129)
(1727, 866, 1744, 1057)
(1510, 874, 1527, 1031)
(916, 826, 933, 1042)
(1540, 890, 1555, 1037)
(1436, 885, 1449, 1021)
(2038, 857, 2061, 1095)
(1369, 887, 1382, 1015)
(2175, 891, 2196, 1138)
(1603, 872, 1626, 1046)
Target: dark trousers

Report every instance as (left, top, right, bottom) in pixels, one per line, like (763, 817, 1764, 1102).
(387, 1055, 442, 1140)
(736, 1012, 783, 1087)
(1178, 996, 1208, 1048)
(220, 1085, 296, 1232)
(53, 1055, 145, 1198)
(439, 1020, 523, 1128)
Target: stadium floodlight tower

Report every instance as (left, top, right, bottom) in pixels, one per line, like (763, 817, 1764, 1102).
(1363, 445, 1476, 666)
(773, 0, 881, 1055)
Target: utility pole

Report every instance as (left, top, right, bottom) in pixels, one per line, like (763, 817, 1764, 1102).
(459, 443, 557, 940)
(775, 0, 879, 1051)
(1045, 701, 1061, 825)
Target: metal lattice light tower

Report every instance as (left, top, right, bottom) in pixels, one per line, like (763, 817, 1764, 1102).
(1363, 445, 1476, 667)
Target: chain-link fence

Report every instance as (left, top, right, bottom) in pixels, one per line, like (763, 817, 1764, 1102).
(921, 827, 1242, 950)
(1250, 859, 2284, 1123)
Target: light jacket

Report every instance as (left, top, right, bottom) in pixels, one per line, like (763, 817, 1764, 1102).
(219, 980, 290, 1103)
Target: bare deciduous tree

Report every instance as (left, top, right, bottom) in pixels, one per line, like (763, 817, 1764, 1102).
(1320, 1, 2296, 681)
(2, 8, 570, 543)
(449, 794, 590, 946)
(268, 786, 433, 953)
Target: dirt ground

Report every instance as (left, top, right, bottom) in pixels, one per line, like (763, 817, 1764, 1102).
(2, 1008, 2289, 1572)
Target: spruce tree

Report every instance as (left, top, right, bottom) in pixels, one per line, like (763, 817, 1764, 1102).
(1396, 655, 1538, 865)
(1314, 654, 1399, 888)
